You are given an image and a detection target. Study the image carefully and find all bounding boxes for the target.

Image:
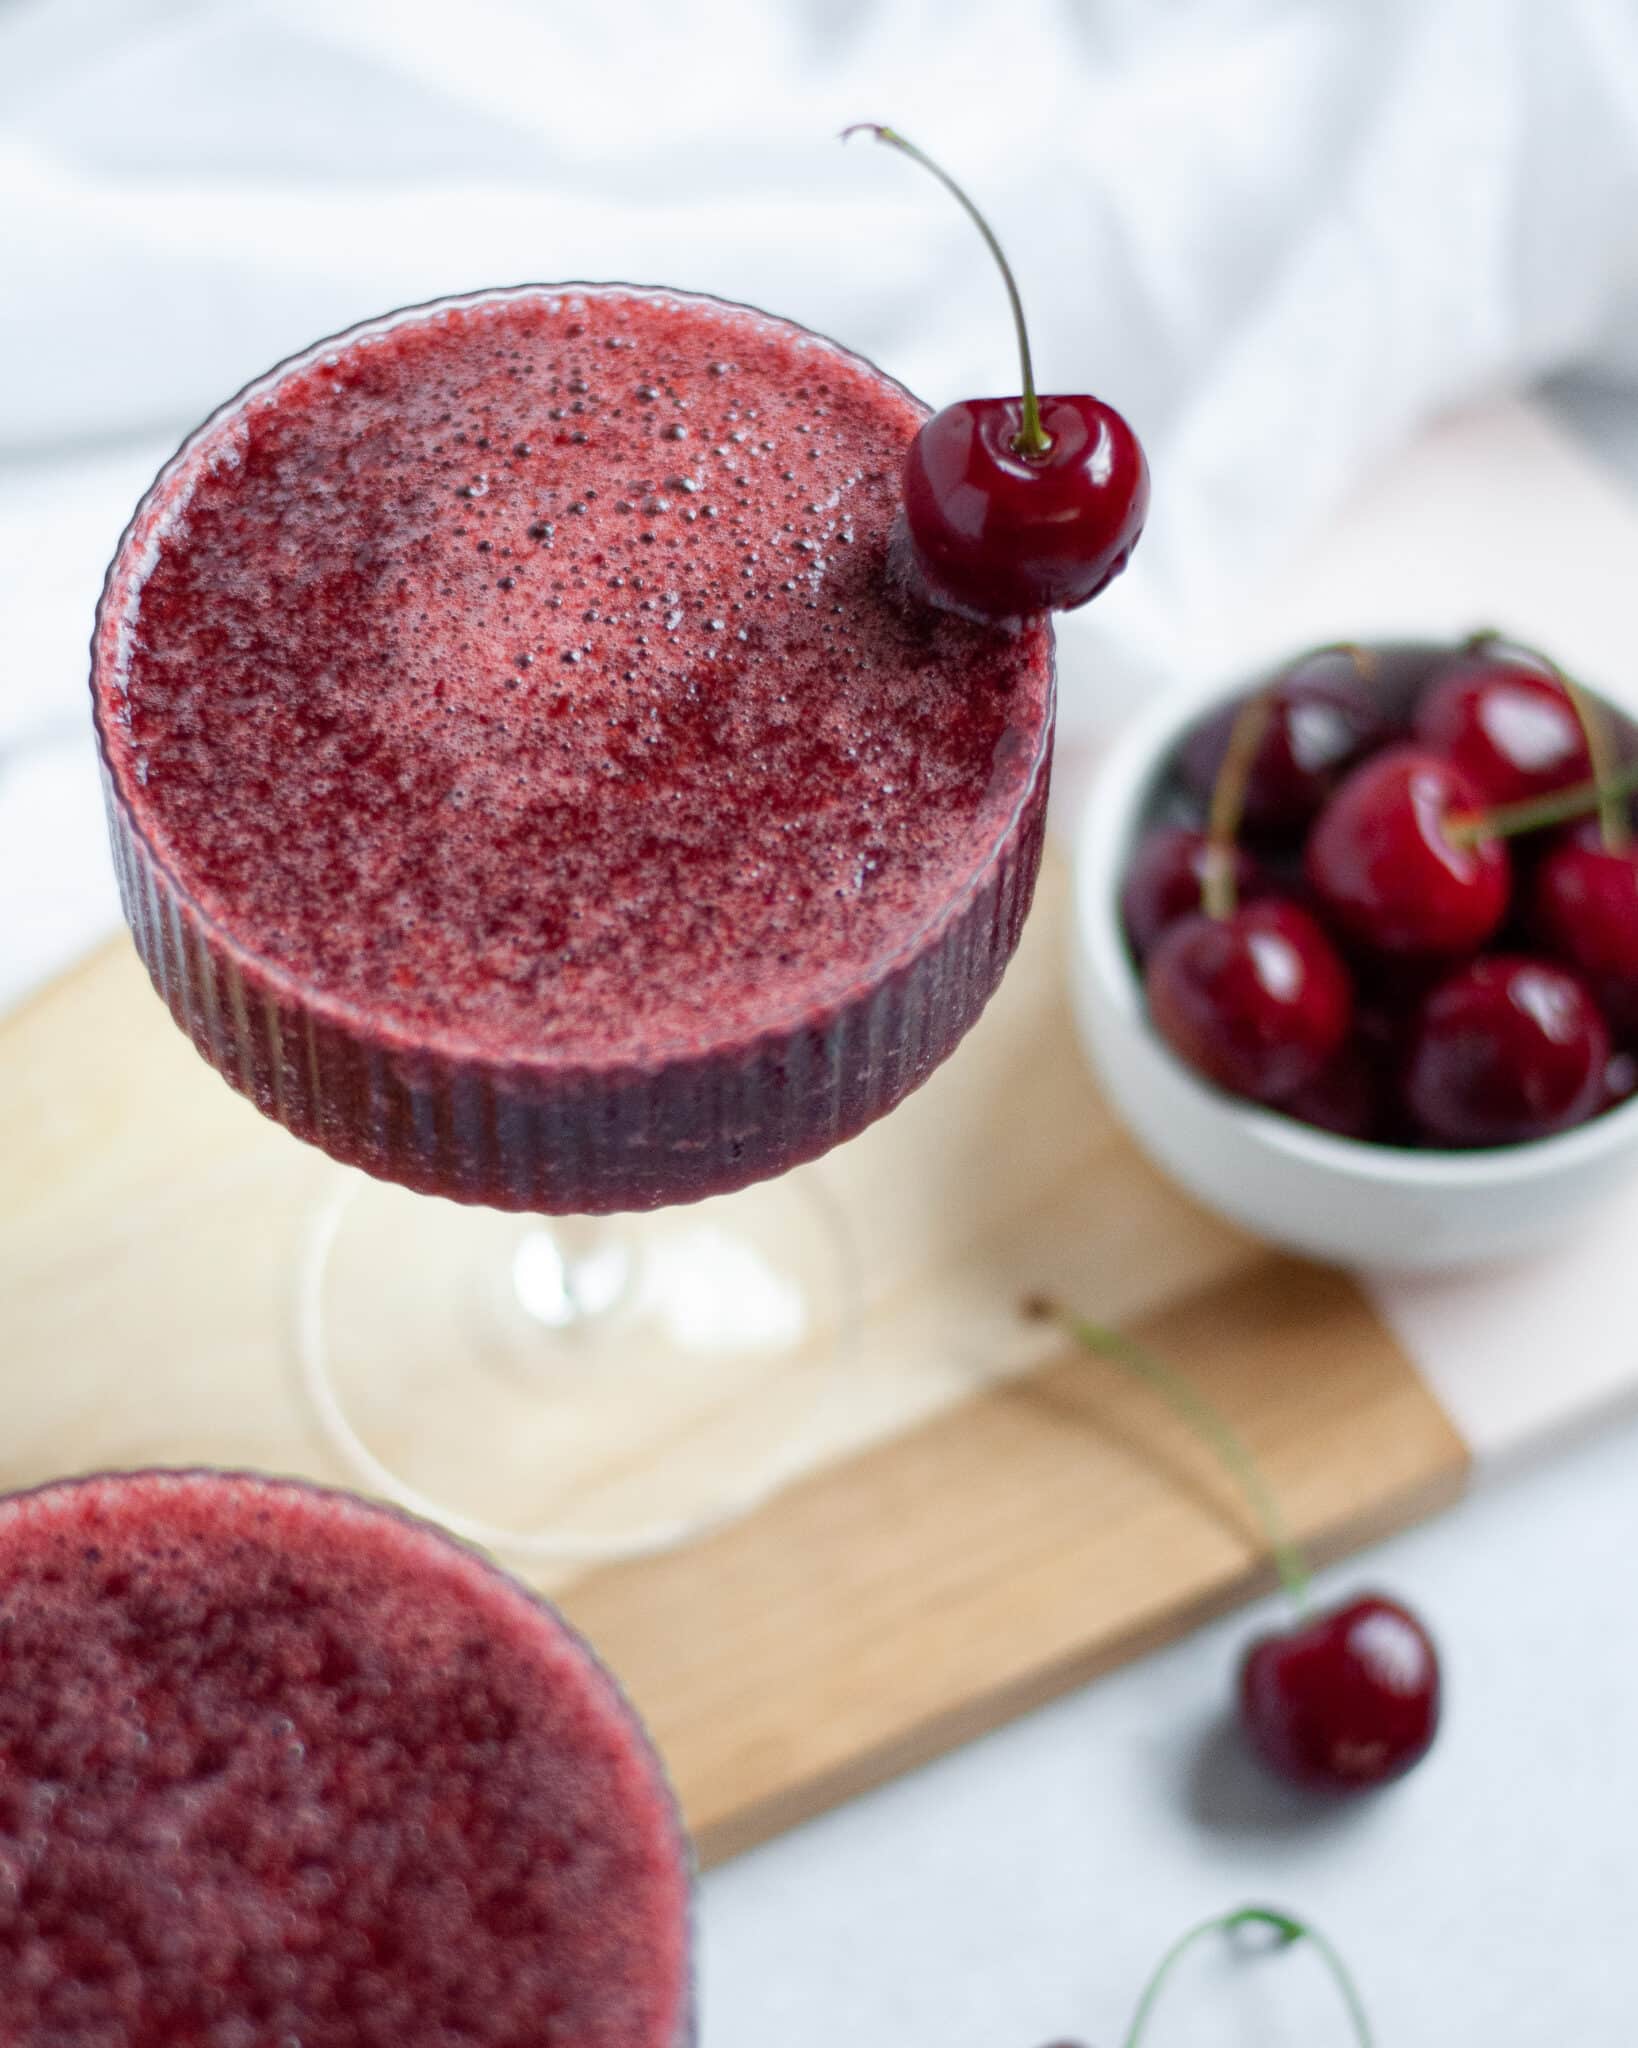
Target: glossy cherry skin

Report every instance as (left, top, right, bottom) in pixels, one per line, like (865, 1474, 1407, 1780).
(1120, 827, 1264, 959)
(901, 394, 1148, 621)
(1414, 651, 1591, 805)
(1604, 1047, 1638, 1110)
(1145, 899, 1352, 1105)
(1403, 953, 1611, 1147)
(1531, 824, 1638, 1036)
(1305, 745, 1510, 958)
(1180, 654, 1392, 839)
(1276, 1042, 1381, 1142)
(1239, 1594, 1441, 1792)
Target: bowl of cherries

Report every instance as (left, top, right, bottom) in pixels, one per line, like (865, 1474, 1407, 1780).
(1073, 633, 1638, 1269)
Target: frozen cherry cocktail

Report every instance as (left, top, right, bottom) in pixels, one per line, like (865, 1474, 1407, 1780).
(84, 118, 1150, 1561)
(0, 1468, 693, 2045)
(86, 281, 1059, 1558)
(92, 284, 1054, 1215)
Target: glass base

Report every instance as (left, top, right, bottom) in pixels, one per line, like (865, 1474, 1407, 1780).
(296, 1167, 856, 1564)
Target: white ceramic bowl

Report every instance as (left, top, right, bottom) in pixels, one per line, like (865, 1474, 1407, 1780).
(1071, 661, 1638, 1271)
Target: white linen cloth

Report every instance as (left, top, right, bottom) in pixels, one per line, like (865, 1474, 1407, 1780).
(4, 0, 1638, 1004)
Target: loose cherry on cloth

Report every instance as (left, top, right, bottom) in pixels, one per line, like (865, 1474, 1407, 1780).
(843, 124, 1148, 622)
(1240, 1595, 1441, 1791)
(1403, 953, 1611, 1147)
(1025, 1301, 1442, 1796)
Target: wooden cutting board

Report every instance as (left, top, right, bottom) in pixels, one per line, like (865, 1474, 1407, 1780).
(0, 853, 1467, 1866)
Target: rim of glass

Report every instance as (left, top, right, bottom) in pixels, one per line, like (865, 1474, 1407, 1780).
(90, 280, 1056, 1079)
(0, 1461, 699, 2039)
(0, 1463, 697, 1842)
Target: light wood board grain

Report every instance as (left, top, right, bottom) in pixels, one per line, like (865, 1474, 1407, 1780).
(0, 855, 1469, 1864)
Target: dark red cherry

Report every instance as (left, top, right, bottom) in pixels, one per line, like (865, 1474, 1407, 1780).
(1179, 652, 1391, 838)
(1276, 1042, 1381, 1142)
(846, 123, 1146, 623)
(1121, 826, 1264, 959)
(1403, 953, 1610, 1147)
(1145, 899, 1352, 1104)
(1240, 1593, 1440, 1792)
(1305, 745, 1510, 958)
(1034, 1302, 1438, 1823)
(1604, 1047, 1638, 1110)
(902, 393, 1148, 620)
(1414, 650, 1591, 805)
(1530, 827, 1638, 1036)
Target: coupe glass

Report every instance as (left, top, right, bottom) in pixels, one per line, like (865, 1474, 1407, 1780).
(91, 285, 1054, 1562)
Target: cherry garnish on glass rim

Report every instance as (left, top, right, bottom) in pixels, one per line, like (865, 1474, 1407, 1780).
(843, 123, 1148, 623)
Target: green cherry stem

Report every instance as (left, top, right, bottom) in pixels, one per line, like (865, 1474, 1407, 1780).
(1446, 755, 1638, 848)
(1463, 627, 1629, 851)
(1201, 689, 1272, 919)
(1123, 1905, 1374, 2048)
(841, 122, 1051, 459)
(1563, 678, 1626, 850)
(1025, 1299, 1311, 1612)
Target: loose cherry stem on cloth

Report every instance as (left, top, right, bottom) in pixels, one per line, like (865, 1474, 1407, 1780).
(1123, 1904, 1373, 2047)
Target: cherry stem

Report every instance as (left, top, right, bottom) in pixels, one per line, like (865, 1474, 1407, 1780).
(1447, 755, 1638, 847)
(1122, 1905, 1374, 2048)
(1199, 644, 1366, 918)
(842, 122, 1050, 459)
(1463, 628, 1629, 851)
(1025, 1299, 1312, 1612)
(1201, 690, 1273, 919)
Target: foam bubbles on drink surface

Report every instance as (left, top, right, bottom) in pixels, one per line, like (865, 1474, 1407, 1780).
(101, 290, 1053, 1062)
